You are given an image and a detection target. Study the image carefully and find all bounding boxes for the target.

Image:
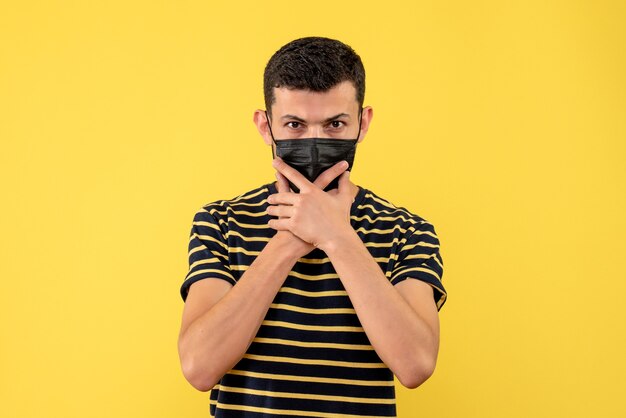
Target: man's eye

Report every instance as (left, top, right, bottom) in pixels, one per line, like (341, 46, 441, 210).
(329, 121, 345, 128)
(286, 122, 302, 129)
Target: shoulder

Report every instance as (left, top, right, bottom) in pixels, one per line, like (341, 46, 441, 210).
(358, 186, 434, 236)
(194, 182, 272, 221)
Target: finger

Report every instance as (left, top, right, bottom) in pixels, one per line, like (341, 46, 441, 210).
(267, 204, 295, 218)
(272, 157, 311, 192)
(337, 170, 351, 194)
(313, 160, 349, 190)
(275, 171, 292, 194)
(268, 218, 291, 231)
(267, 192, 299, 206)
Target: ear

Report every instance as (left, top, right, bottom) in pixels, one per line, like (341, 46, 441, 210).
(356, 105, 373, 144)
(253, 109, 273, 146)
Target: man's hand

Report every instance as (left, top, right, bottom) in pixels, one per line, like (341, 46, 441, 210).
(270, 168, 316, 259)
(267, 157, 355, 251)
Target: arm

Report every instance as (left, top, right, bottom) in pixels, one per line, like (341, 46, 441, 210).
(266, 157, 444, 388)
(322, 230, 440, 389)
(177, 233, 303, 392)
(178, 162, 349, 391)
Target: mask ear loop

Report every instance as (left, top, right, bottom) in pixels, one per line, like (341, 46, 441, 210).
(265, 110, 278, 159)
(355, 107, 364, 142)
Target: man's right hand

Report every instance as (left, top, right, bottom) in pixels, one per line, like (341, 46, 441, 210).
(269, 161, 349, 259)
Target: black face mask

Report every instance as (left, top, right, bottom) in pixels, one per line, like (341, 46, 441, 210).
(265, 109, 363, 193)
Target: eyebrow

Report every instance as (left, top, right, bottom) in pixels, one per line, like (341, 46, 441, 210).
(280, 113, 350, 123)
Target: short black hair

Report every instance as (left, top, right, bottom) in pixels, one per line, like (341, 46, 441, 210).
(263, 37, 365, 118)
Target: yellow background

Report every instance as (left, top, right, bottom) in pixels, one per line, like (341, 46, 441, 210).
(1, 1, 624, 417)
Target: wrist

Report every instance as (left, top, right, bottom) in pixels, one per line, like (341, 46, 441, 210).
(270, 231, 312, 262)
(318, 225, 359, 255)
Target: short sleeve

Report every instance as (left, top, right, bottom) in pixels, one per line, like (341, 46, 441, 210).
(390, 222, 447, 311)
(180, 207, 235, 302)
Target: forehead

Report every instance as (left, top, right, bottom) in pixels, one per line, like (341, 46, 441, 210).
(271, 80, 359, 118)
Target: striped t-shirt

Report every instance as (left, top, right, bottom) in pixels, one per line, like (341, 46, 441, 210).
(180, 181, 447, 418)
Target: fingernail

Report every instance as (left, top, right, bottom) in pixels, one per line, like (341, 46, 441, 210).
(342, 161, 349, 168)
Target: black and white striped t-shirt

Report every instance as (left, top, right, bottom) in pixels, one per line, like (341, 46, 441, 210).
(181, 181, 447, 418)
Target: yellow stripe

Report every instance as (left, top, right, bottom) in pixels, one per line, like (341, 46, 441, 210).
(356, 203, 403, 215)
(229, 246, 261, 256)
(402, 225, 438, 239)
(298, 255, 396, 264)
(217, 384, 395, 404)
(403, 253, 432, 262)
(242, 353, 385, 369)
(364, 193, 397, 210)
(261, 320, 363, 333)
(287, 270, 340, 281)
(187, 242, 228, 262)
(228, 369, 394, 387)
(228, 217, 270, 230)
(185, 268, 235, 282)
(362, 196, 423, 223)
(211, 217, 228, 230)
(252, 337, 373, 351)
(205, 207, 267, 217)
(188, 245, 205, 257)
(278, 287, 347, 297)
(233, 187, 267, 201)
(230, 264, 249, 271)
(228, 229, 271, 242)
(229, 199, 268, 207)
(213, 250, 228, 261)
(391, 266, 441, 282)
(433, 253, 444, 269)
(214, 402, 392, 418)
(364, 239, 402, 248)
(270, 303, 355, 315)
(356, 223, 438, 239)
(402, 241, 439, 250)
(194, 233, 228, 250)
(296, 256, 331, 264)
(354, 225, 405, 235)
(356, 202, 432, 229)
(436, 292, 447, 309)
(193, 220, 224, 232)
(415, 229, 438, 239)
(351, 213, 425, 225)
(226, 206, 266, 217)
(195, 217, 266, 233)
(188, 257, 222, 272)
(392, 254, 442, 273)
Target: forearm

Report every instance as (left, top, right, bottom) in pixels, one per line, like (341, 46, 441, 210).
(322, 228, 437, 387)
(179, 234, 300, 390)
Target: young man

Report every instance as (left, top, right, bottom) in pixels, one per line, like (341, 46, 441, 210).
(178, 36, 447, 417)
